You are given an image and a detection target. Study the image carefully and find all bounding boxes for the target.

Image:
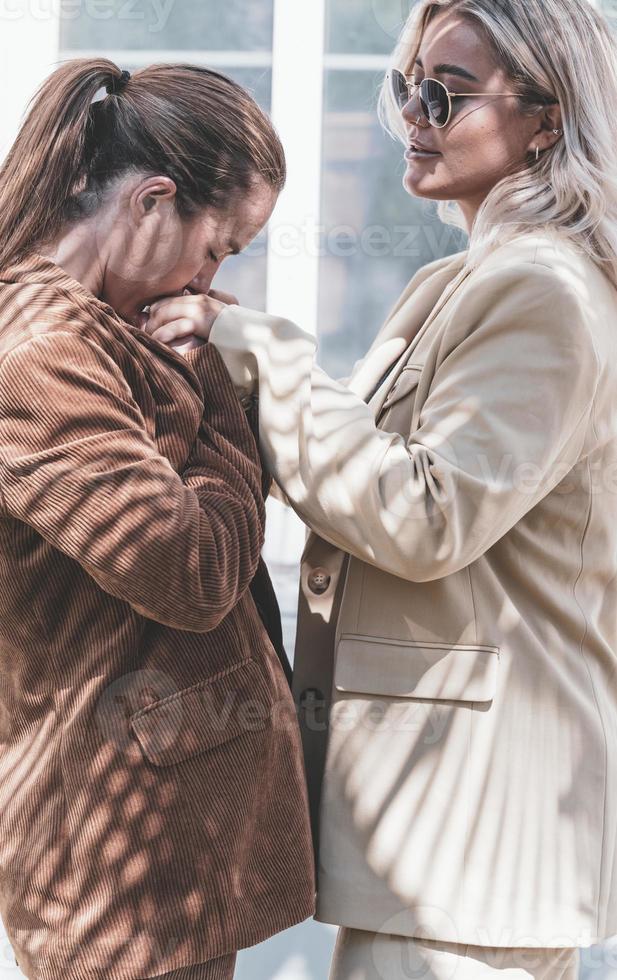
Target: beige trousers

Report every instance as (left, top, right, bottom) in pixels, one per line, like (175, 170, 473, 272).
(329, 928, 580, 980)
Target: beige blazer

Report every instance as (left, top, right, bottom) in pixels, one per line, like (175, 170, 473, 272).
(210, 227, 617, 949)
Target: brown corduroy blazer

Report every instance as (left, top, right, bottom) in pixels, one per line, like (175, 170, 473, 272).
(0, 254, 315, 980)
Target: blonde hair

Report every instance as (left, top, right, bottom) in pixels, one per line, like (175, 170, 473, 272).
(378, 0, 617, 287)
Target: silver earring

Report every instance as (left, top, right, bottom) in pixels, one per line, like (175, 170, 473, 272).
(416, 115, 422, 124)
(552, 128, 562, 135)
(535, 145, 539, 161)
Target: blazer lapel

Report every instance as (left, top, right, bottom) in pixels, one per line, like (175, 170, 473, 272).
(301, 254, 472, 568)
(347, 253, 471, 418)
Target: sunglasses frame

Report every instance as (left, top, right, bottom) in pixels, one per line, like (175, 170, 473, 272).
(389, 68, 513, 128)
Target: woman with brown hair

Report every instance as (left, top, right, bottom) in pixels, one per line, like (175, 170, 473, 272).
(0, 60, 314, 980)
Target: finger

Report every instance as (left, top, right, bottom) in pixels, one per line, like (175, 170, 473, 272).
(149, 318, 197, 345)
(147, 294, 223, 332)
(146, 297, 204, 332)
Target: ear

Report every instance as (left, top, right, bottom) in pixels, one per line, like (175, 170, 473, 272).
(129, 175, 178, 222)
(525, 102, 564, 156)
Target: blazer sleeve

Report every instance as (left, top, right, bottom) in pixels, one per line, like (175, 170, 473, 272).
(0, 331, 265, 631)
(208, 261, 599, 582)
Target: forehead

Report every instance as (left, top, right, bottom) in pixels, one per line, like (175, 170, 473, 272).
(416, 11, 498, 76)
(208, 182, 278, 248)
(233, 182, 278, 229)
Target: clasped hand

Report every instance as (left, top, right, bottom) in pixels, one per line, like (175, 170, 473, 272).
(140, 288, 239, 354)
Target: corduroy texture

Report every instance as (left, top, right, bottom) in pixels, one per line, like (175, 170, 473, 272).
(146, 950, 236, 979)
(0, 254, 315, 980)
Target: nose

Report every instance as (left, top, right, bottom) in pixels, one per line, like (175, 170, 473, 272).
(188, 263, 215, 294)
(401, 87, 429, 127)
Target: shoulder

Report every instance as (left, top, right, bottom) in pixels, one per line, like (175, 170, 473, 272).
(0, 280, 105, 357)
(0, 278, 136, 399)
(441, 230, 602, 385)
(448, 229, 606, 324)
(462, 228, 603, 305)
(0, 278, 142, 382)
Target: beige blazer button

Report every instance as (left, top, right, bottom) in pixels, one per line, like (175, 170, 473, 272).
(307, 568, 331, 594)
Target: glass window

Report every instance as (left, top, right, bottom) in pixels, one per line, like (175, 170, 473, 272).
(60, 0, 273, 52)
(597, 0, 617, 25)
(325, 0, 410, 55)
(317, 68, 466, 379)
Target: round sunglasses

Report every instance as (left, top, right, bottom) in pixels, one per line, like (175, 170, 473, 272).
(389, 67, 513, 128)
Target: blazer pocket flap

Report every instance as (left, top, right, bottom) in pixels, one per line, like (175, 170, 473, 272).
(380, 365, 422, 412)
(129, 658, 272, 767)
(334, 635, 500, 702)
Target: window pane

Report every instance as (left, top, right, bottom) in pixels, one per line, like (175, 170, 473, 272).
(60, 0, 273, 52)
(325, 0, 409, 54)
(597, 0, 617, 27)
(317, 69, 466, 378)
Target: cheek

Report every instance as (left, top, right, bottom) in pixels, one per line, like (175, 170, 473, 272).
(451, 105, 530, 167)
(175, 225, 207, 271)
(100, 214, 191, 285)
(162, 232, 217, 289)
(405, 111, 525, 199)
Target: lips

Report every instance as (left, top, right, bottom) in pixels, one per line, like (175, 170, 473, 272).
(408, 141, 441, 155)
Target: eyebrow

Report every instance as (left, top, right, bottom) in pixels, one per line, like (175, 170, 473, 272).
(415, 57, 480, 83)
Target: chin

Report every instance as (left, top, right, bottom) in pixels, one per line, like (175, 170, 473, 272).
(403, 171, 453, 200)
(403, 174, 438, 197)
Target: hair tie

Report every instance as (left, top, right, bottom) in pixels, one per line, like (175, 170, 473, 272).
(106, 69, 131, 96)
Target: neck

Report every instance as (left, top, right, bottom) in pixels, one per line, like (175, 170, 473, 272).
(39, 217, 107, 298)
(457, 199, 481, 235)
(39, 215, 146, 325)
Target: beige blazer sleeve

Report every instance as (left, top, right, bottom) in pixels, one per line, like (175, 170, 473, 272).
(209, 261, 599, 582)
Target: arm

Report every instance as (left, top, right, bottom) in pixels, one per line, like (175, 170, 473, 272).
(209, 263, 599, 582)
(0, 332, 265, 631)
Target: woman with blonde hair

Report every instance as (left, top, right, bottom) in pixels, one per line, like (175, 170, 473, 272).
(145, 0, 617, 977)
(0, 60, 315, 980)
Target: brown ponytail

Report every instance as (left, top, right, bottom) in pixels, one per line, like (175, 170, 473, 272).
(0, 59, 286, 269)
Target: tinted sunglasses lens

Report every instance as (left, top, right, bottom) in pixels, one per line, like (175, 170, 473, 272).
(420, 78, 450, 127)
(390, 69, 410, 110)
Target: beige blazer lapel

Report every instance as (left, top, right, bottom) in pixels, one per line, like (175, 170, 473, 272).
(300, 254, 470, 566)
(348, 254, 471, 418)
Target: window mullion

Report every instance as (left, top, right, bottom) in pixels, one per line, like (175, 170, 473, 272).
(267, 0, 326, 335)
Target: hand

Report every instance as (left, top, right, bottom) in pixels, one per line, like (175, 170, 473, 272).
(142, 288, 239, 352)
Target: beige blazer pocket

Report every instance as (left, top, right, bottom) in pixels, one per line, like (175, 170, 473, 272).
(129, 658, 273, 766)
(334, 634, 500, 702)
